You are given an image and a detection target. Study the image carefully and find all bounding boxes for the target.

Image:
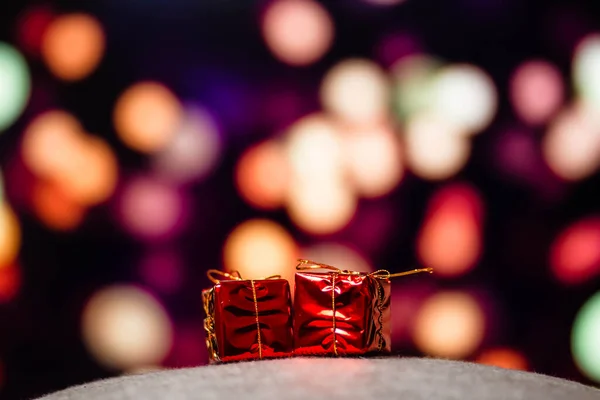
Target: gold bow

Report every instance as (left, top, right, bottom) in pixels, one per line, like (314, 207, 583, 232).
(295, 259, 432, 356)
(295, 259, 433, 278)
(205, 269, 283, 360)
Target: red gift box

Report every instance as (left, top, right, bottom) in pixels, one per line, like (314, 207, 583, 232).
(293, 259, 432, 356)
(203, 270, 293, 363)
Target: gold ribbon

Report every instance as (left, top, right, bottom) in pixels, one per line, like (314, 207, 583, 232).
(296, 259, 433, 355)
(206, 269, 282, 359)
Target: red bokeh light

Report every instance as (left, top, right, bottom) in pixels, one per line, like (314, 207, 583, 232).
(0, 265, 21, 303)
(16, 6, 55, 56)
(477, 347, 529, 371)
(417, 183, 484, 277)
(550, 217, 600, 285)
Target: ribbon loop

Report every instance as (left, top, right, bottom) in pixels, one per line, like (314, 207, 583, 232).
(207, 269, 243, 284)
(296, 259, 433, 280)
(207, 269, 282, 284)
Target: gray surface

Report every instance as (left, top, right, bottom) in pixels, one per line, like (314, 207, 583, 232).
(36, 357, 600, 400)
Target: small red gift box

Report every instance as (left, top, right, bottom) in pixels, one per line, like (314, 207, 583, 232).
(203, 270, 293, 363)
(293, 259, 432, 356)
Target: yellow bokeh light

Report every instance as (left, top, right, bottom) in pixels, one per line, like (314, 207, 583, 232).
(286, 179, 357, 235)
(0, 204, 20, 270)
(82, 285, 173, 370)
(414, 291, 485, 359)
(262, 0, 334, 66)
(321, 59, 390, 125)
(32, 181, 86, 231)
(235, 140, 290, 210)
(542, 103, 600, 181)
(510, 60, 564, 126)
(285, 114, 345, 183)
(343, 124, 403, 198)
(41, 13, 105, 81)
(301, 243, 372, 273)
(113, 82, 182, 153)
(223, 219, 299, 284)
(22, 110, 84, 178)
(431, 64, 497, 133)
(404, 113, 471, 180)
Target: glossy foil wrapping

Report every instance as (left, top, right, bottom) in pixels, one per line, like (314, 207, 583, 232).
(203, 279, 293, 363)
(293, 272, 391, 356)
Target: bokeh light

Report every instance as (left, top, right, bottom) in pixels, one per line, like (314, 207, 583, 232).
(572, 291, 600, 383)
(285, 114, 344, 183)
(392, 54, 442, 120)
(476, 347, 529, 371)
(22, 110, 84, 179)
(404, 113, 471, 180)
(542, 104, 600, 181)
(301, 243, 372, 273)
(286, 180, 357, 235)
(573, 34, 600, 109)
(414, 291, 485, 359)
(59, 136, 118, 206)
(430, 64, 497, 133)
(551, 217, 600, 285)
(152, 107, 222, 184)
(0, 265, 20, 303)
(343, 125, 404, 198)
(261, 0, 334, 66)
(16, 6, 54, 57)
(321, 59, 389, 125)
(510, 60, 564, 126)
(235, 140, 290, 210)
(82, 285, 173, 370)
(223, 219, 299, 284)
(113, 82, 183, 153)
(118, 177, 186, 240)
(0, 42, 30, 132)
(0, 204, 21, 270)
(32, 181, 86, 231)
(41, 13, 105, 81)
(417, 184, 483, 277)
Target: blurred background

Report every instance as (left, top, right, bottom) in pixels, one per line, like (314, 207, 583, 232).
(0, 0, 600, 398)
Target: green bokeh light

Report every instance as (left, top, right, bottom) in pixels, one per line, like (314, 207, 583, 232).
(572, 291, 600, 383)
(0, 42, 30, 132)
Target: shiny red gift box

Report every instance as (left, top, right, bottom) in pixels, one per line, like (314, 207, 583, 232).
(293, 260, 432, 356)
(203, 270, 293, 363)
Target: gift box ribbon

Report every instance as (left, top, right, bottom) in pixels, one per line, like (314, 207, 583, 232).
(206, 269, 282, 359)
(295, 259, 433, 355)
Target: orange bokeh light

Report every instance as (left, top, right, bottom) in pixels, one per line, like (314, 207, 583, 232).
(235, 140, 290, 210)
(32, 180, 86, 231)
(223, 219, 299, 284)
(0, 265, 20, 303)
(0, 205, 21, 270)
(414, 291, 485, 359)
(550, 217, 600, 285)
(58, 135, 118, 206)
(417, 184, 483, 277)
(476, 347, 529, 371)
(41, 13, 105, 81)
(113, 82, 182, 154)
(262, 0, 334, 66)
(22, 110, 84, 178)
